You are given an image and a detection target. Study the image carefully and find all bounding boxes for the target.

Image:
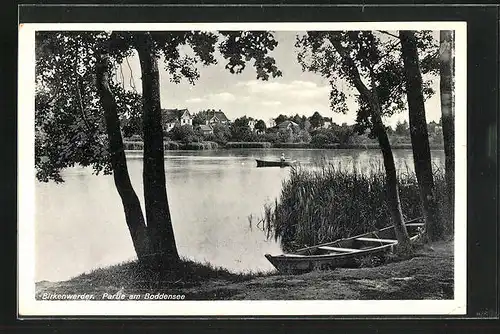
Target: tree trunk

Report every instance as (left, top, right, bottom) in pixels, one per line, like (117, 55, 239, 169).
(134, 32, 180, 266)
(370, 94, 413, 255)
(328, 36, 413, 254)
(400, 30, 443, 241)
(439, 30, 455, 226)
(95, 51, 151, 261)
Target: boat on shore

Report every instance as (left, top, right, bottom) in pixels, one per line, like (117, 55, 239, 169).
(265, 218, 425, 273)
(256, 159, 296, 167)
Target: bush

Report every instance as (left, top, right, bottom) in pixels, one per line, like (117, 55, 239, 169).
(182, 141, 219, 150)
(170, 124, 200, 144)
(164, 141, 180, 150)
(128, 135, 143, 142)
(310, 133, 330, 148)
(123, 141, 144, 150)
(261, 132, 280, 143)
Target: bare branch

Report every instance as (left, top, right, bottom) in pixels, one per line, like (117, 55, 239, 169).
(378, 30, 400, 40)
(125, 57, 138, 93)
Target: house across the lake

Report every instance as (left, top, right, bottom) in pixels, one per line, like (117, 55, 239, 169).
(161, 108, 193, 132)
(196, 124, 214, 135)
(248, 120, 256, 132)
(322, 117, 333, 129)
(277, 120, 300, 132)
(203, 109, 230, 125)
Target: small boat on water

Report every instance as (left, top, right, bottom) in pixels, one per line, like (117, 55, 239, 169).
(256, 159, 296, 167)
(265, 218, 425, 273)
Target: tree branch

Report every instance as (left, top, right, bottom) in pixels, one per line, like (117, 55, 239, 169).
(328, 36, 374, 102)
(378, 30, 400, 40)
(74, 49, 93, 134)
(377, 40, 401, 62)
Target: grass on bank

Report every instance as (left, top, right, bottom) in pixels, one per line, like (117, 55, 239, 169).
(36, 240, 454, 300)
(36, 257, 271, 300)
(260, 162, 452, 252)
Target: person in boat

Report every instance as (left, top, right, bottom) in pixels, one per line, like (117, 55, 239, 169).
(280, 153, 286, 163)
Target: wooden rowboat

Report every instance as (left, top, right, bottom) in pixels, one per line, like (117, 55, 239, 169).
(265, 218, 425, 274)
(256, 159, 296, 167)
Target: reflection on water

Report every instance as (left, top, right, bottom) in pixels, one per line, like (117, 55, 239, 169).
(35, 148, 445, 282)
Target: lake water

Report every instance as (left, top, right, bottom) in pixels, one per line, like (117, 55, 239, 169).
(35, 148, 445, 282)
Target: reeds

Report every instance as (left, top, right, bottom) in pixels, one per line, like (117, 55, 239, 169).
(261, 162, 450, 252)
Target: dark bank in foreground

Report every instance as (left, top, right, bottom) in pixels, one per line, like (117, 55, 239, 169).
(35, 240, 453, 301)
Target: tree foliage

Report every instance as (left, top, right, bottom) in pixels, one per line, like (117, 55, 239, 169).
(170, 124, 198, 144)
(394, 120, 410, 136)
(255, 119, 267, 132)
(296, 30, 439, 135)
(274, 114, 288, 125)
(308, 111, 324, 129)
(36, 30, 282, 183)
(192, 112, 207, 126)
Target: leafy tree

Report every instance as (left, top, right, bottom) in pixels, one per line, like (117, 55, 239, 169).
(262, 131, 279, 143)
(310, 133, 330, 147)
(278, 128, 294, 143)
(170, 124, 199, 144)
(192, 112, 207, 126)
(296, 31, 437, 253)
(400, 30, 442, 240)
(296, 129, 312, 143)
(427, 120, 439, 134)
(230, 116, 253, 141)
(308, 111, 324, 129)
(303, 118, 312, 132)
(394, 120, 410, 136)
(255, 119, 267, 133)
(332, 123, 355, 145)
(291, 114, 302, 126)
(119, 96, 144, 139)
(439, 30, 455, 225)
(212, 124, 231, 144)
(385, 125, 394, 136)
(232, 115, 250, 128)
(427, 121, 443, 144)
(36, 30, 281, 268)
(311, 127, 338, 143)
(297, 30, 441, 251)
(274, 114, 288, 125)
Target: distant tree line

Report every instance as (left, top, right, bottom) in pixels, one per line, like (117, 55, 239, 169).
(125, 109, 444, 148)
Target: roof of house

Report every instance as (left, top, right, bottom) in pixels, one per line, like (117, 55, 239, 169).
(206, 110, 229, 122)
(277, 120, 299, 128)
(197, 124, 213, 131)
(161, 108, 190, 123)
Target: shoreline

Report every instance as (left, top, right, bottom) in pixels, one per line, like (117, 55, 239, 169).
(123, 141, 445, 151)
(35, 240, 453, 301)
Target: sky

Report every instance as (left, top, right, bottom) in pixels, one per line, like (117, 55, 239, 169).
(117, 31, 443, 128)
